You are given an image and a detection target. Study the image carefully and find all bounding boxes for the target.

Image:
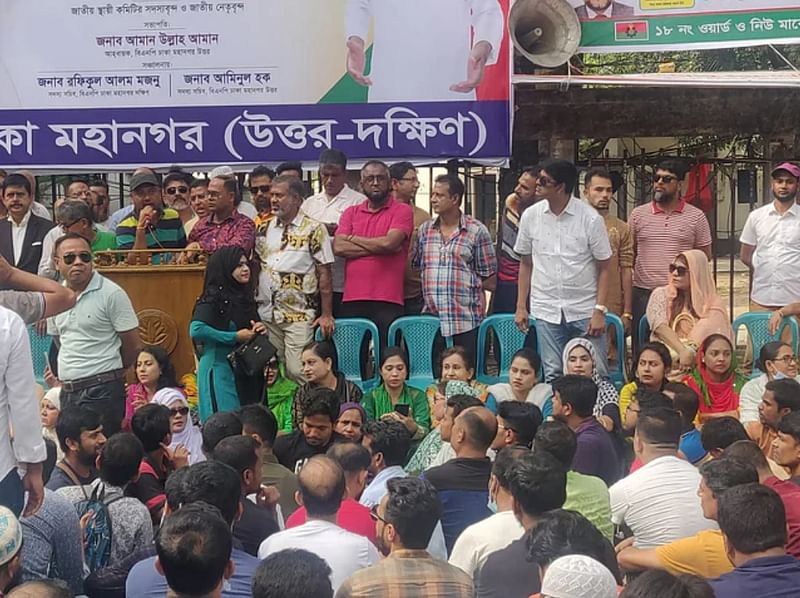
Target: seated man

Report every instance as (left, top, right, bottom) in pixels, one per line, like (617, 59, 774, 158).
(747, 378, 800, 458)
(616, 457, 758, 578)
(610, 408, 716, 549)
(534, 421, 614, 541)
(663, 381, 708, 465)
(710, 483, 800, 597)
(772, 410, 800, 483)
(491, 401, 542, 451)
(115, 171, 186, 264)
(46, 406, 105, 491)
(423, 406, 496, 554)
(252, 549, 333, 598)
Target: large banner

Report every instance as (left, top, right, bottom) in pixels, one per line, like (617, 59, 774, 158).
(570, 0, 800, 53)
(0, 1, 511, 170)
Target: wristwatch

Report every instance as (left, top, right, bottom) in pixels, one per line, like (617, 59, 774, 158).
(594, 304, 608, 315)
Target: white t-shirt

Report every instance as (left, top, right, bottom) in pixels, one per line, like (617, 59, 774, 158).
(609, 455, 716, 549)
(448, 510, 524, 577)
(258, 519, 379, 592)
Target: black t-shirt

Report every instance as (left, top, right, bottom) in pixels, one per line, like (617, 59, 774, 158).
(474, 537, 540, 598)
(234, 498, 280, 557)
(273, 430, 346, 474)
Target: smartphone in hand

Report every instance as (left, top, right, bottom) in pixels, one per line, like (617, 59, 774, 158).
(394, 404, 410, 417)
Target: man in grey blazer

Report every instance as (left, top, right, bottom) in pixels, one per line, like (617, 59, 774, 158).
(575, 0, 634, 19)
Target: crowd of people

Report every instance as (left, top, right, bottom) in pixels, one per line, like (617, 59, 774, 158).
(0, 154, 800, 597)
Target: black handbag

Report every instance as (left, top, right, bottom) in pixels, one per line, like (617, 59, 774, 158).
(227, 334, 277, 378)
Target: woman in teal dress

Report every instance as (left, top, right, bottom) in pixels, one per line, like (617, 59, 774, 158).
(362, 347, 431, 441)
(190, 247, 266, 422)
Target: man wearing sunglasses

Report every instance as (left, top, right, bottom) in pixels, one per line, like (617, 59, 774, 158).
(514, 160, 613, 382)
(162, 171, 195, 236)
(48, 232, 140, 437)
(629, 159, 712, 352)
(248, 165, 276, 228)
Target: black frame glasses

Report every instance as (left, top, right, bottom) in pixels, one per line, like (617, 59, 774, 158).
(249, 185, 271, 195)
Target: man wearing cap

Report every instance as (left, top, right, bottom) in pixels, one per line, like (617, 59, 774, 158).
(0, 506, 23, 594)
(740, 162, 800, 346)
(115, 171, 186, 265)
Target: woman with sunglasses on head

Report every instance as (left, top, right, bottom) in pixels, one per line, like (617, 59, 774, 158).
(123, 344, 182, 430)
(190, 246, 267, 422)
(646, 249, 733, 374)
(739, 341, 800, 424)
(152, 387, 205, 465)
(682, 333, 747, 421)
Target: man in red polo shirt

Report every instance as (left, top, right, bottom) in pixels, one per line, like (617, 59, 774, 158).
(629, 158, 712, 351)
(333, 161, 414, 350)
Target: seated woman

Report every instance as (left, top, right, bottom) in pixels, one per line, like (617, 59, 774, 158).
(335, 402, 366, 443)
(646, 249, 733, 373)
(124, 345, 181, 430)
(40, 387, 62, 461)
(487, 348, 553, 418)
(562, 338, 621, 432)
(619, 342, 672, 423)
(152, 387, 205, 465)
(361, 347, 430, 441)
(682, 333, 747, 421)
(291, 341, 363, 429)
(264, 356, 298, 434)
(425, 346, 495, 420)
(739, 341, 800, 424)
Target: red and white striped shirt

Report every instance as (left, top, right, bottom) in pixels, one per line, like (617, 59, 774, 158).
(630, 201, 712, 290)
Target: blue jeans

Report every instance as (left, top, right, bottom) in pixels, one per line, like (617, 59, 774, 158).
(536, 314, 608, 383)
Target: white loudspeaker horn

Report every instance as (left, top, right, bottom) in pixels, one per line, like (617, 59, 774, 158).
(509, 0, 582, 68)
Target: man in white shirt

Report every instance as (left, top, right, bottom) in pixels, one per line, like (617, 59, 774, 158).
(514, 160, 612, 382)
(302, 150, 365, 315)
(448, 446, 525, 577)
(345, 0, 503, 103)
(0, 174, 54, 276)
(740, 162, 800, 326)
(258, 455, 379, 592)
(610, 408, 716, 549)
(0, 304, 46, 518)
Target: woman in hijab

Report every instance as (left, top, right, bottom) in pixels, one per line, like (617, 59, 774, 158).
(190, 247, 267, 422)
(152, 388, 205, 465)
(264, 356, 298, 434)
(562, 338, 622, 433)
(646, 249, 733, 374)
(683, 333, 747, 421)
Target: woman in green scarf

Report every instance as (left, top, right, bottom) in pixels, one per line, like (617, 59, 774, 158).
(264, 357, 298, 433)
(362, 347, 431, 441)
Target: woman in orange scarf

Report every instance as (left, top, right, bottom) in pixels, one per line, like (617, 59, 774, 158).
(645, 249, 733, 374)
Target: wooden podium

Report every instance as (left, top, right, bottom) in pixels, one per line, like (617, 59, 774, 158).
(97, 250, 206, 379)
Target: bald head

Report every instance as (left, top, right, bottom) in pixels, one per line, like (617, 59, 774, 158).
(454, 406, 498, 452)
(7, 580, 71, 598)
(297, 455, 346, 517)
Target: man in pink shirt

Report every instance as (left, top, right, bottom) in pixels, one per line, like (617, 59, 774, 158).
(334, 160, 413, 350)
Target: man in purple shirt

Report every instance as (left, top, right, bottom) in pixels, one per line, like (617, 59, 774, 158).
(187, 176, 255, 255)
(551, 375, 621, 486)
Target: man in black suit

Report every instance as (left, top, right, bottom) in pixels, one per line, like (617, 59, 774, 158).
(575, 0, 634, 19)
(0, 173, 53, 279)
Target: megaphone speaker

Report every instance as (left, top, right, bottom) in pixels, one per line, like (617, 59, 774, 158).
(509, 0, 582, 68)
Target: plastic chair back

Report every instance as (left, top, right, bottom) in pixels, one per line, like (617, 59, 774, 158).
(638, 315, 651, 347)
(606, 313, 626, 390)
(476, 314, 534, 385)
(27, 326, 50, 386)
(315, 318, 380, 391)
(387, 316, 445, 391)
(733, 312, 800, 378)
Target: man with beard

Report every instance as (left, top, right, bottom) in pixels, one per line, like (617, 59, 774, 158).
(338, 478, 473, 598)
(334, 161, 413, 351)
(629, 159, 712, 351)
(414, 174, 496, 360)
(741, 162, 800, 332)
(575, 0, 634, 20)
(46, 406, 106, 491)
(90, 178, 112, 230)
(162, 171, 195, 236)
(248, 165, 276, 228)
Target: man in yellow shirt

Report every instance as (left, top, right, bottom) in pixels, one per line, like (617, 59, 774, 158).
(616, 457, 758, 578)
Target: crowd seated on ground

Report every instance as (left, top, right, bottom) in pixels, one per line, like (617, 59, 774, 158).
(3, 157, 800, 597)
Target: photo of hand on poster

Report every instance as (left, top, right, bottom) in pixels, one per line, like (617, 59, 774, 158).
(344, 0, 505, 102)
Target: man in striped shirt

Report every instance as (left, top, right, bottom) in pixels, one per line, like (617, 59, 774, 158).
(629, 159, 712, 350)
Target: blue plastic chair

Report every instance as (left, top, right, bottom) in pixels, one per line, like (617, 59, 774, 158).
(638, 315, 651, 346)
(27, 326, 51, 386)
(606, 313, 626, 390)
(315, 318, 380, 391)
(733, 312, 800, 378)
(387, 316, 447, 392)
(476, 314, 535, 386)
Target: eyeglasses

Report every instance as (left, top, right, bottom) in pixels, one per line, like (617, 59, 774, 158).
(669, 264, 688, 276)
(249, 185, 271, 195)
(165, 186, 188, 195)
(537, 176, 557, 188)
(773, 355, 799, 365)
(59, 220, 79, 230)
(169, 406, 190, 417)
(61, 251, 92, 265)
(398, 177, 419, 184)
(654, 175, 677, 184)
(369, 505, 388, 524)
